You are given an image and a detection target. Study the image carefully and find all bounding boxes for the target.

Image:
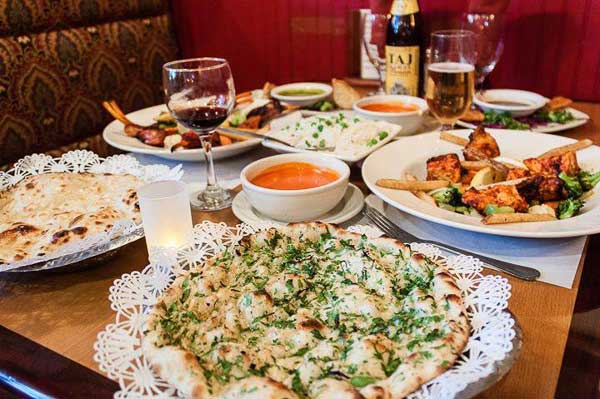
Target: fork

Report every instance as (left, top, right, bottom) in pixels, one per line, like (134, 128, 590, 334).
(363, 205, 541, 281)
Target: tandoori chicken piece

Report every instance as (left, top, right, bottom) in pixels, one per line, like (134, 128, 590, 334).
(537, 176, 569, 202)
(462, 184, 530, 213)
(463, 126, 501, 161)
(506, 168, 531, 180)
(461, 169, 478, 185)
(426, 153, 462, 183)
(136, 128, 166, 147)
(246, 99, 284, 127)
(523, 151, 580, 176)
(171, 131, 202, 151)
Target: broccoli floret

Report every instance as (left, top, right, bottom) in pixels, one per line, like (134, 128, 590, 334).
(319, 100, 335, 112)
(558, 172, 583, 198)
(578, 170, 600, 191)
(431, 187, 462, 207)
(557, 198, 584, 219)
(547, 109, 575, 124)
(306, 100, 335, 112)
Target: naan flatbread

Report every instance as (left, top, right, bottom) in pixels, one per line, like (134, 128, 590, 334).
(0, 172, 143, 264)
(143, 223, 470, 399)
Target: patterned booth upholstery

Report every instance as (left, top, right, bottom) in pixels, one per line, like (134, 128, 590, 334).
(0, 0, 179, 165)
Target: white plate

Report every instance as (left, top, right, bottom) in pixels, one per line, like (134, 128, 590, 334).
(232, 183, 364, 227)
(362, 129, 600, 238)
(262, 113, 402, 164)
(103, 104, 262, 162)
(457, 107, 589, 133)
(473, 89, 548, 116)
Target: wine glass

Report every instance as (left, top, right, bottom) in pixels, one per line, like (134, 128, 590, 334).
(425, 30, 476, 132)
(461, 12, 506, 88)
(361, 12, 388, 94)
(162, 57, 235, 211)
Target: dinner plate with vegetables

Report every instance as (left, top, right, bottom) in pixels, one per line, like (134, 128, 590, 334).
(457, 95, 589, 133)
(362, 127, 600, 238)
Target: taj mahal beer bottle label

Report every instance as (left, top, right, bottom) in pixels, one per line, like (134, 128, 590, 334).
(385, 0, 423, 96)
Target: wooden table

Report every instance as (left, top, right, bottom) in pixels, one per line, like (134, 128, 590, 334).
(0, 102, 598, 398)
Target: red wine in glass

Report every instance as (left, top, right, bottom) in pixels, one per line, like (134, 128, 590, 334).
(162, 57, 235, 211)
(172, 106, 229, 132)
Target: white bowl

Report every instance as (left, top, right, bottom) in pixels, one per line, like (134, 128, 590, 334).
(271, 82, 333, 107)
(473, 89, 548, 117)
(353, 95, 427, 135)
(240, 153, 350, 222)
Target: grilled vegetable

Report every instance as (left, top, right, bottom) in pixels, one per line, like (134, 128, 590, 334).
(557, 198, 584, 219)
(430, 186, 462, 207)
(558, 171, 583, 198)
(228, 110, 246, 127)
(469, 167, 496, 187)
(540, 109, 575, 124)
(307, 100, 335, 112)
(578, 170, 600, 191)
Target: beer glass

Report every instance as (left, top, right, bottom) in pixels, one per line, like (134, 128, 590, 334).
(425, 30, 476, 132)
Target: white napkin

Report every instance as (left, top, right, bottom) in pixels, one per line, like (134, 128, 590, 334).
(363, 195, 585, 288)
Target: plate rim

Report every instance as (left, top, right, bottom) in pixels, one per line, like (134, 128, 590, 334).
(362, 129, 600, 238)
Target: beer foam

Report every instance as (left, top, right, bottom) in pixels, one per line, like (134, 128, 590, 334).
(428, 62, 475, 73)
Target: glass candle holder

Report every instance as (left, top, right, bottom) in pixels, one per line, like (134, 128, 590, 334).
(138, 180, 193, 252)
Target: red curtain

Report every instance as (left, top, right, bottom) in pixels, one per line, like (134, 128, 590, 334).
(171, 0, 600, 101)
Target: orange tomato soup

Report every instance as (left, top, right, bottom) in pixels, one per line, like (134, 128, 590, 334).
(361, 101, 419, 113)
(251, 162, 339, 190)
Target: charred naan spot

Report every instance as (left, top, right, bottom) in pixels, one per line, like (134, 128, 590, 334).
(411, 253, 425, 262)
(446, 294, 462, 305)
(406, 352, 419, 362)
(14, 254, 24, 260)
(299, 318, 324, 330)
(122, 189, 138, 205)
(25, 182, 35, 189)
(436, 272, 460, 291)
(0, 224, 39, 239)
(95, 221, 103, 225)
(71, 226, 88, 235)
(366, 385, 386, 399)
(69, 214, 85, 227)
(51, 230, 71, 243)
(37, 252, 45, 257)
(266, 378, 290, 392)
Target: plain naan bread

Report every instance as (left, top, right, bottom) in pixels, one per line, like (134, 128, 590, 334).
(0, 172, 143, 264)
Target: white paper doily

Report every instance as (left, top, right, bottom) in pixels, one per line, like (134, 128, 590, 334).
(0, 150, 183, 272)
(94, 221, 515, 399)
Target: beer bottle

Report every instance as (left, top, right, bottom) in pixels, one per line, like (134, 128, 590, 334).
(385, 0, 423, 96)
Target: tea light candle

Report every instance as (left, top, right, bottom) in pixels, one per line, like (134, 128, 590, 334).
(138, 180, 193, 252)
